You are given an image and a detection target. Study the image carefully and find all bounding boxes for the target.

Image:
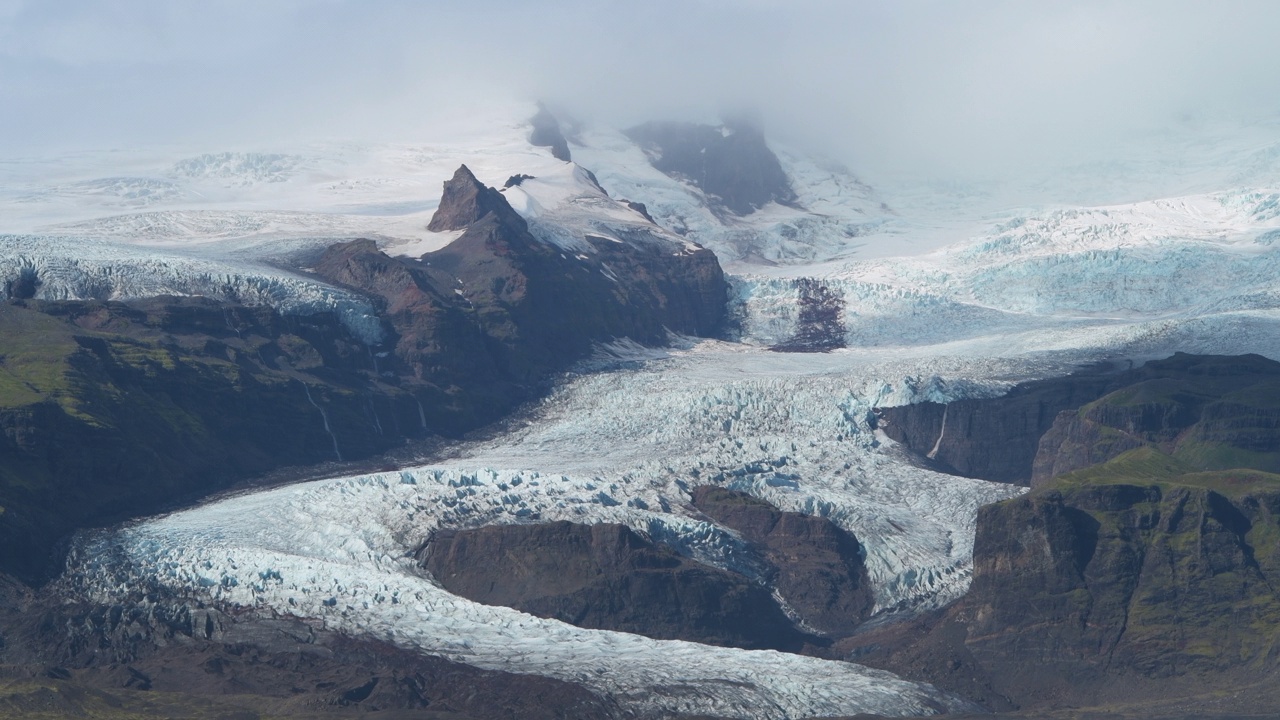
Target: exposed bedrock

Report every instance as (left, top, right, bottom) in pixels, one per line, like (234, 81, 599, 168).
(528, 104, 572, 162)
(689, 486, 873, 636)
(318, 164, 726, 397)
(1031, 353, 1280, 486)
(955, 473, 1280, 709)
(875, 366, 1123, 484)
(855, 354, 1280, 712)
(418, 489, 874, 650)
(0, 297, 419, 583)
(877, 353, 1280, 486)
(625, 119, 798, 216)
(419, 520, 812, 652)
(769, 278, 847, 353)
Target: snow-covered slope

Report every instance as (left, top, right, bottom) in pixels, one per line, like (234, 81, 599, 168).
(14, 103, 1280, 718)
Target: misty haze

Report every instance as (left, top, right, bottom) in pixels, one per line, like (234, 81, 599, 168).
(2, 2, 1280, 719)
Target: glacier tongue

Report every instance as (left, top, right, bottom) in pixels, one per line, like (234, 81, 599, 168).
(0, 234, 386, 344)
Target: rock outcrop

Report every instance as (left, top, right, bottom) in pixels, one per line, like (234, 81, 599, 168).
(625, 120, 797, 216)
(878, 353, 1280, 485)
(690, 486, 873, 635)
(418, 488, 874, 650)
(317, 165, 726, 411)
(427, 164, 525, 232)
(529, 104, 572, 162)
(769, 278, 847, 353)
(0, 298, 419, 583)
(875, 364, 1125, 484)
(420, 521, 810, 651)
(856, 355, 1280, 712)
(1031, 353, 1280, 485)
(956, 467, 1280, 708)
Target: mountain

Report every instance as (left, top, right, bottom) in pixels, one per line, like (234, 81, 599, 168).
(4, 102, 1280, 718)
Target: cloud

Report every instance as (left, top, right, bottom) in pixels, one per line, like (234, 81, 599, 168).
(2, 0, 1280, 181)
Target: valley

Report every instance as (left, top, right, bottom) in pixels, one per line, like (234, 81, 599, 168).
(2, 103, 1280, 718)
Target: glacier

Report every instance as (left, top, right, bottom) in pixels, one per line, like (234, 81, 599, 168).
(13, 103, 1280, 717)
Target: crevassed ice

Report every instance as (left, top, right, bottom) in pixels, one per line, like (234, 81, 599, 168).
(0, 234, 385, 344)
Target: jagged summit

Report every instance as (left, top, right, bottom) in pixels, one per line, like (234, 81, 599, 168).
(426, 164, 525, 232)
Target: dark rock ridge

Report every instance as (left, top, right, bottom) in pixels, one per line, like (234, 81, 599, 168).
(0, 298, 422, 583)
(953, 466, 1280, 709)
(690, 486, 873, 635)
(427, 164, 526, 232)
(875, 364, 1126, 484)
(1032, 352, 1280, 486)
(769, 278, 847, 353)
(419, 489, 873, 650)
(318, 165, 726, 407)
(852, 353, 1280, 713)
(625, 119, 798, 216)
(0, 578, 622, 719)
(877, 353, 1280, 485)
(419, 520, 812, 651)
(528, 104, 572, 162)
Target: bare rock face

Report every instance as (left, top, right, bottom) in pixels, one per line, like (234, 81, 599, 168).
(690, 486, 873, 635)
(957, 475, 1280, 708)
(878, 354, 1280, 487)
(856, 355, 1280, 713)
(317, 166, 727, 426)
(427, 164, 526, 232)
(625, 120, 797, 216)
(529, 104, 572, 162)
(876, 369, 1123, 485)
(419, 521, 810, 651)
(1031, 353, 1280, 486)
(770, 278, 847, 353)
(0, 298, 421, 583)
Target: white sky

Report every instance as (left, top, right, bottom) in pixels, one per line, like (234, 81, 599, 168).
(3, 0, 1280, 179)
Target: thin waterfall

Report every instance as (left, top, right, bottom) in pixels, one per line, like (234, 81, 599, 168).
(367, 397, 384, 436)
(301, 381, 343, 461)
(927, 404, 948, 460)
(415, 397, 429, 431)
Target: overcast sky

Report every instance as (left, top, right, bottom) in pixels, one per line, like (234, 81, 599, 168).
(3, 0, 1280, 177)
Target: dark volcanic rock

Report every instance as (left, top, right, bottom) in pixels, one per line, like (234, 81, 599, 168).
(1031, 353, 1280, 485)
(317, 168, 726, 423)
(877, 354, 1280, 485)
(859, 356, 1280, 711)
(770, 278, 847, 353)
(691, 486, 873, 635)
(0, 298, 423, 584)
(419, 520, 809, 651)
(623, 199, 656, 224)
(876, 365, 1125, 484)
(529, 104, 572, 162)
(625, 120, 797, 216)
(427, 164, 526, 232)
(956, 473, 1280, 708)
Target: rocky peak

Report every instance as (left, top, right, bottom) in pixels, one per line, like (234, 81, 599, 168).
(625, 119, 798, 216)
(528, 104, 571, 162)
(426, 165, 525, 232)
